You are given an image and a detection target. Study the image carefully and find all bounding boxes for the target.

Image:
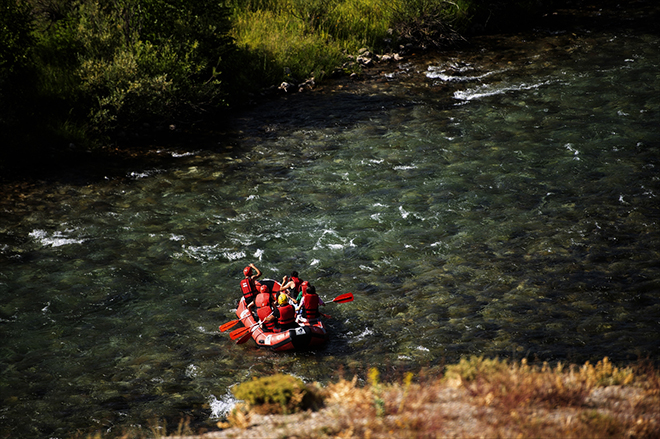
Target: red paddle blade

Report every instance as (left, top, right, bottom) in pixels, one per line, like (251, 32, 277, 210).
(332, 293, 354, 303)
(219, 319, 239, 332)
(229, 326, 250, 340)
(236, 331, 253, 344)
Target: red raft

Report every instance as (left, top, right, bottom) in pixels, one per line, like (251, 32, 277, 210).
(234, 279, 328, 351)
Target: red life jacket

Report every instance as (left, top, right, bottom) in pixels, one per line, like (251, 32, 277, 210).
(255, 291, 270, 309)
(240, 278, 257, 303)
(291, 276, 302, 293)
(302, 292, 320, 319)
(277, 304, 295, 327)
(257, 305, 275, 332)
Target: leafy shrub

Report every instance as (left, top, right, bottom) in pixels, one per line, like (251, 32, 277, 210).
(390, 0, 471, 49)
(71, 0, 231, 134)
(2, 0, 233, 150)
(1, 0, 37, 148)
(232, 374, 323, 414)
(444, 355, 511, 383)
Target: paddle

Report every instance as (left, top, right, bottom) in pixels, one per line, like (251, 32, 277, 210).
(229, 321, 262, 340)
(229, 325, 251, 340)
(329, 292, 353, 304)
(219, 319, 240, 332)
(236, 330, 253, 344)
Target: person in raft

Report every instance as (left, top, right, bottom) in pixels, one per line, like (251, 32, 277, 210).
(275, 293, 298, 331)
(240, 263, 262, 307)
(280, 271, 303, 303)
(294, 281, 310, 317)
(255, 284, 276, 332)
(295, 285, 324, 322)
(296, 281, 309, 303)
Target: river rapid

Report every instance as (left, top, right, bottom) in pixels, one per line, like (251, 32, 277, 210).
(2, 6, 660, 437)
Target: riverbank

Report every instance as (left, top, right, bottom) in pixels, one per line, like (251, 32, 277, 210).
(159, 357, 659, 439)
(2, 0, 657, 185)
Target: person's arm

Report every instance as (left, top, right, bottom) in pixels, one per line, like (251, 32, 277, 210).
(288, 291, 297, 304)
(295, 296, 305, 311)
(281, 277, 296, 292)
(280, 277, 299, 303)
(249, 263, 262, 279)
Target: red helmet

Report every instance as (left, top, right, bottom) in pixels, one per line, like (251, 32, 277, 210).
(243, 266, 252, 276)
(260, 284, 269, 294)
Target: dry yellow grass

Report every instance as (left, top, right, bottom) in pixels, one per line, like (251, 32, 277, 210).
(88, 357, 658, 438)
(193, 357, 660, 439)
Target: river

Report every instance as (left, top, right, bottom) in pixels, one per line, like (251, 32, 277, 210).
(1, 5, 659, 437)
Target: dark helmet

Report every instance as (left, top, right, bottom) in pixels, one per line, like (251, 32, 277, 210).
(260, 284, 269, 294)
(243, 266, 252, 277)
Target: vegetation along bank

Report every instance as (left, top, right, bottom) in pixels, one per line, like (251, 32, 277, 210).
(101, 357, 659, 438)
(1, 0, 606, 175)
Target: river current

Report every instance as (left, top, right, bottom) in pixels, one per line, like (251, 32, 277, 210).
(2, 11, 660, 437)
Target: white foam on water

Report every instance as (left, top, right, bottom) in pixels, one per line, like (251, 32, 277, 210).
(208, 392, 237, 419)
(454, 79, 554, 101)
(185, 364, 199, 378)
(174, 244, 246, 262)
(170, 151, 200, 158)
(127, 169, 162, 179)
(354, 327, 374, 341)
(427, 69, 500, 83)
(565, 143, 580, 160)
(313, 229, 356, 251)
(29, 229, 86, 247)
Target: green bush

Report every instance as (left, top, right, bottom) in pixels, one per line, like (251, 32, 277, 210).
(69, 0, 232, 134)
(232, 374, 323, 414)
(1, 0, 36, 147)
(444, 355, 511, 383)
(390, 0, 472, 48)
(2, 0, 234, 151)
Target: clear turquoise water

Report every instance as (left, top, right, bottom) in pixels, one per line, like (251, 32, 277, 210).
(1, 25, 659, 437)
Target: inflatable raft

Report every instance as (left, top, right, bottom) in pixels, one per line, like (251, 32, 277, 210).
(234, 279, 328, 351)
